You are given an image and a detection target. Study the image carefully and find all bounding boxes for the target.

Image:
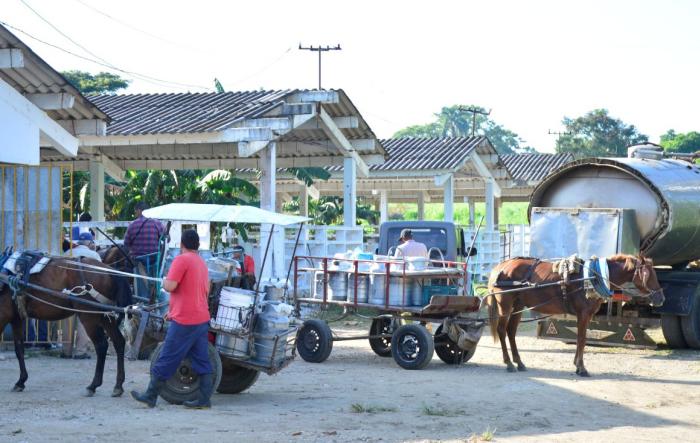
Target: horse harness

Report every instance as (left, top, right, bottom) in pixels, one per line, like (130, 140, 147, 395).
(69, 256, 115, 308)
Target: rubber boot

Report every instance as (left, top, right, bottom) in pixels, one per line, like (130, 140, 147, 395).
(183, 373, 213, 409)
(130, 376, 164, 408)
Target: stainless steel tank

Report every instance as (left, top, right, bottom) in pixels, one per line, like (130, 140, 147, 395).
(529, 156, 700, 266)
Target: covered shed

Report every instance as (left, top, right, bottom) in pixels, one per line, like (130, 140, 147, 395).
(40, 88, 386, 278)
(499, 152, 575, 201)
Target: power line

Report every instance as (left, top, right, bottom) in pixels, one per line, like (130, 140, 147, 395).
(72, 0, 200, 53)
(298, 44, 342, 90)
(0, 19, 212, 91)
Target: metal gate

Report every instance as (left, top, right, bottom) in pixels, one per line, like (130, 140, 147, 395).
(1, 164, 73, 350)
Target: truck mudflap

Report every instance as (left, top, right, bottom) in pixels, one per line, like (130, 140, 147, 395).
(653, 271, 700, 316)
(536, 317, 657, 349)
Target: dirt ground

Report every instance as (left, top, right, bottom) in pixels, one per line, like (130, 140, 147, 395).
(1, 323, 699, 443)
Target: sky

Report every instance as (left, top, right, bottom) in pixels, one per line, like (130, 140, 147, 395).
(2, 0, 700, 152)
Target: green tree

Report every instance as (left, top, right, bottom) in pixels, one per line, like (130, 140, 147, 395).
(393, 105, 531, 154)
(62, 70, 130, 95)
(660, 130, 700, 154)
(555, 109, 647, 158)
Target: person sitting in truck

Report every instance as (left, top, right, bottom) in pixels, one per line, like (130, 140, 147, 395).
(393, 229, 429, 259)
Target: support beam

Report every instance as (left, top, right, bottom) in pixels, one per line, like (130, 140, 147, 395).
(259, 142, 282, 280)
(96, 154, 125, 181)
(238, 140, 270, 157)
(57, 119, 107, 136)
(468, 198, 476, 226)
(0, 78, 78, 159)
(89, 160, 105, 221)
(25, 93, 74, 110)
(417, 192, 425, 221)
(469, 151, 502, 198)
(343, 157, 357, 227)
(443, 174, 454, 223)
(380, 190, 388, 224)
(290, 90, 340, 103)
(318, 106, 370, 177)
(299, 185, 309, 217)
(0, 48, 23, 69)
(296, 115, 359, 130)
(494, 197, 502, 227)
(78, 127, 272, 146)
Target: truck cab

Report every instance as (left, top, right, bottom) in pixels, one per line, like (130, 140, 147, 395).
(376, 221, 475, 261)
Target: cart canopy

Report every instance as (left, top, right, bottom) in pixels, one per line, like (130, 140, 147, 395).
(143, 203, 310, 226)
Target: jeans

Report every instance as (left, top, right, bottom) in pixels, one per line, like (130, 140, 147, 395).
(27, 319, 48, 343)
(134, 254, 159, 302)
(151, 321, 212, 381)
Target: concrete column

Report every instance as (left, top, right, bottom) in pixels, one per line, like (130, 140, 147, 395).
(259, 142, 282, 280)
(494, 197, 502, 227)
(343, 157, 356, 227)
(468, 198, 476, 226)
(417, 192, 425, 221)
(88, 160, 104, 221)
(443, 174, 454, 223)
(379, 190, 388, 223)
(299, 185, 309, 217)
(485, 180, 495, 231)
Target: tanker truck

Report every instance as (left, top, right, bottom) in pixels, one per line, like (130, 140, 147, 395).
(527, 144, 700, 349)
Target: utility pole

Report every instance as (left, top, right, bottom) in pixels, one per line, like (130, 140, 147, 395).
(548, 129, 574, 142)
(459, 106, 491, 136)
(298, 44, 342, 90)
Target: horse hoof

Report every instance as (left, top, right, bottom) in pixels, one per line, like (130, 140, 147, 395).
(112, 388, 124, 398)
(12, 385, 24, 392)
(506, 365, 517, 373)
(577, 370, 591, 378)
(517, 363, 527, 372)
(85, 388, 96, 397)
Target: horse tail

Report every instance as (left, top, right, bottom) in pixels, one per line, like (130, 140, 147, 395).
(488, 297, 499, 343)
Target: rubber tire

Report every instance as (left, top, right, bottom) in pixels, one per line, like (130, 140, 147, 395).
(391, 324, 434, 370)
(661, 314, 688, 349)
(434, 325, 477, 364)
(296, 319, 333, 363)
(217, 358, 260, 394)
(368, 317, 393, 357)
(150, 342, 223, 405)
(681, 292, 700, 349)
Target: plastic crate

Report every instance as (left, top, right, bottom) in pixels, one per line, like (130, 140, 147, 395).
(422, 284, 459, 305)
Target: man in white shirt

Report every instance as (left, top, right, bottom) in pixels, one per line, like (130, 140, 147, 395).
(393, 229, 429, 259)
(63, 231, 101, 359)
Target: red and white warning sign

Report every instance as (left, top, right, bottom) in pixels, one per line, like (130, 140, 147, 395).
(546, 322, 558, 335)
(622, 328, 636, 342)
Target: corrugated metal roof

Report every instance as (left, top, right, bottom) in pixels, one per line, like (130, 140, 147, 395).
(0, 24, 109, 122)
(327, 136, 489, 173)
(500, 153, 574, 183)
(90, 90, 291, 135)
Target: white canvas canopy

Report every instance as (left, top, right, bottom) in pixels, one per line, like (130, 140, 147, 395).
(143, 203, 310, 226)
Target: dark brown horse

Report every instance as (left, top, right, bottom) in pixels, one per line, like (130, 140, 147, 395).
(0, 257, 132, 396)
(486, 254, 664, 377)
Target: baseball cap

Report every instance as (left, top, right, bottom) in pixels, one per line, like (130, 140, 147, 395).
(78, 232, 94, 241)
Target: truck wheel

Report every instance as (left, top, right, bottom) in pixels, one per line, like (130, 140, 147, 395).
(296, 319, 333, 363)
(368, 317, 393, 357)
(150, 342, 223, 405)
(434, 325, 476, 364)
(661, 314, 687, 349)
(217, 358, 260, 394)
(391, 324, 434, 370)
(681, 292, 700, 349)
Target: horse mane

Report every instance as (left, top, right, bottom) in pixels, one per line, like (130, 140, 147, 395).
(608, 254, 637, 271)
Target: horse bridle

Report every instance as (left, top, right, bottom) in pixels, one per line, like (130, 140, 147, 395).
(632, 258, 663, 299)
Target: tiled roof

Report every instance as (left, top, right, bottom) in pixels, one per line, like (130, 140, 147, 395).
(501, 153, 574, 183)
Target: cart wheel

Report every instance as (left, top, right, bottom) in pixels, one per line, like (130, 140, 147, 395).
(661, 314, 687, 349)
(391, 324, 434, 370)
(296, 319, 333, 363)
(217, 358, 260, 394)
(681, 292, 700, 349)
(368, 317, 393, 357)
(434, 325, 477, 364)
(150, 342, 223, 405)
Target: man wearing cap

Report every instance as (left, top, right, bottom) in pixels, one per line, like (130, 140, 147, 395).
(63, 231, 101, 359)
(232, 245, 256, 289)
(394, 229, 429, 259)
(131, 229, 213, 409)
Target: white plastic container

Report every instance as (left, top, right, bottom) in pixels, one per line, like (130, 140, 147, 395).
(211, 287, 255, 332)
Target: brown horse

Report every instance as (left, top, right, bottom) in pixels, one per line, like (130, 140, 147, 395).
(0, 257, 133, 396)
(486, 254, 664, 377)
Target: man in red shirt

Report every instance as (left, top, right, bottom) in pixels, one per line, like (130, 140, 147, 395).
(131, 229, 214, 409)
